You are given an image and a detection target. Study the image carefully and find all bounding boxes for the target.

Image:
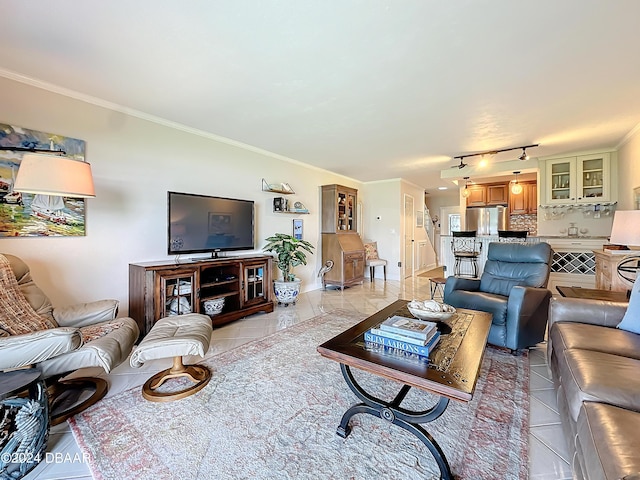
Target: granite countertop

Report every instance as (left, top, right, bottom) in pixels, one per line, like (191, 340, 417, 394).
(440, 234, 609, 239)
(536, 235, 608, 239)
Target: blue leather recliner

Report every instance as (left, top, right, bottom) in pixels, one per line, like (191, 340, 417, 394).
(443, 242, 552, 351)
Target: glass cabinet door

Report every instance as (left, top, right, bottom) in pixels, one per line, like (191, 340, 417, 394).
(159, 270, 198, 317)
(346, 192, 357, 232)
(576, 153, 610, 203)
(336, 191, 348, 231)
(547, 158, 575, 203)
(243, 263, 265, 306)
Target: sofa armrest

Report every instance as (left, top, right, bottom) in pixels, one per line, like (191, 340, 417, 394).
(53, 299, 119, 327)
(0, 327, 82, 370)
(444, 277, 481, 299)
(549, 297, 627, 330)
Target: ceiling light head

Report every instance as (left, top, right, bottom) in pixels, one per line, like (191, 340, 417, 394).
(519, 148, 529, 161)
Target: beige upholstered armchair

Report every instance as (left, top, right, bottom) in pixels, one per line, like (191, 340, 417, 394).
(0, 253, 139, 424)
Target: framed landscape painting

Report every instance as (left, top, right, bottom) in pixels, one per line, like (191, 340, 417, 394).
(0, 123, 87, 237)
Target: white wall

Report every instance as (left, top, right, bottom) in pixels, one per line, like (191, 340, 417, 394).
(361, 180, 401, 279)
(361, 179, 430, 279)
(0, 76, 363, 314)
(617, 127, 640, 210)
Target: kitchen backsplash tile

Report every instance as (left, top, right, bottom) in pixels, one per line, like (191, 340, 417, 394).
(510, 214, 537, 236)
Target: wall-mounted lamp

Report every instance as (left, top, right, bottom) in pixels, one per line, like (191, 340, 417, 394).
(461, 177, 471, 198)
(511, 171, 523, 195)
(13, 153, 95, 198)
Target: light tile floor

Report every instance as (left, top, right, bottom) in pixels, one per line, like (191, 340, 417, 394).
(24, 276, 572, 479)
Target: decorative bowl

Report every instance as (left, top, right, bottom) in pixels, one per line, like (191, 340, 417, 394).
(203, 297, 225, 315)
(407, 300, 456, 321)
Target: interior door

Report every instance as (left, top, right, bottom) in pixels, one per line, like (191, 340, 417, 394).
(404, 194, 414, 278)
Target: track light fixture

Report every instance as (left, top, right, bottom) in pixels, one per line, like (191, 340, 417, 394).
(511, 171, 523, 195)
(461, 177, 471, 198)
(518, 148, 529, 161)
(451, 144, 539, 169)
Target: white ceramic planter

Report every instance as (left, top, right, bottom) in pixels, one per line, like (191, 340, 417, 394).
(273, 279, 301, 306)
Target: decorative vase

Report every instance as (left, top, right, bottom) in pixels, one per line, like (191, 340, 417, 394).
(273, 279, 301, 306)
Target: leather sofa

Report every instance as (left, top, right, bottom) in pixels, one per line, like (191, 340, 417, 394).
(444, 242, 552, 351)
(548, 296, 640, 480)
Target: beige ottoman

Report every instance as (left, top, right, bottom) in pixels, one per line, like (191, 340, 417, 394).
(130, 314, 213, 402)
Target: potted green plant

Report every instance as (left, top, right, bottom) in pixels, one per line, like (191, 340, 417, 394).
(263, 233, 315, 306)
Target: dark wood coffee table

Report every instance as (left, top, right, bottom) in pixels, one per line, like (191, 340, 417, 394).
(317, 299, 492, 480)
(556, 285, 628, 302)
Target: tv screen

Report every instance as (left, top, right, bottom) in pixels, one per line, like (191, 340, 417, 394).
(168, 192, 255, 256)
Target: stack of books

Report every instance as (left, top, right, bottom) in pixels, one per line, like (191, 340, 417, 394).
(364, 315, 440, 359)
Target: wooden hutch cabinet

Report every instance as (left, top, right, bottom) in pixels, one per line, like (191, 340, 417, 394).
(322, 184, 358, 233)
(320, 184, 365, 289)
(129, 254, 274, 336)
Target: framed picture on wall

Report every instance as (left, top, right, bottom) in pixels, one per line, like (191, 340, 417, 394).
(634, 186, 640, 210)
(293, 219, 303, 240)
(416, 210, 423, 227)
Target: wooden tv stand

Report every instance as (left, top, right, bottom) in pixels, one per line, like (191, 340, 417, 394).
(129, 254, 274, 336)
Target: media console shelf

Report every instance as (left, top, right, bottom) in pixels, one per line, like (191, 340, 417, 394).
(129, 254, 274, 337)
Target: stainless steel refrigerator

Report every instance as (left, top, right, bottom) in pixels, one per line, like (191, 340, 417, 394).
(466, 206, 509, 235)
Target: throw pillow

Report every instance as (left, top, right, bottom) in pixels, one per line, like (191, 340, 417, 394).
(364, 242, 379, 260)
(617, 275, 640, 334)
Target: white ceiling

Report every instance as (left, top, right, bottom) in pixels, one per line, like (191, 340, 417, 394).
(1, 1, 640, 193)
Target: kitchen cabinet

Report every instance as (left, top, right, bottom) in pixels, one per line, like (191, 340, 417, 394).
(545, 153, 611, 205)
(466, 185, 487, 207)
(509, 182, 537, 214)
(486, 183, 508, 205)
(466, 183, 508, 207)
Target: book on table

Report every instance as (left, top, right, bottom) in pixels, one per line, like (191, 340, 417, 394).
(364, 330, 441, 358)
(378, 315, 438, 341)
(369, 324, 438, 346)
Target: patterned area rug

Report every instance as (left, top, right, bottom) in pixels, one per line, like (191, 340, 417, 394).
(69, 309, 529, 480)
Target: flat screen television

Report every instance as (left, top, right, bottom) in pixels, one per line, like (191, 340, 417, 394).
(168, 191, 255, 256)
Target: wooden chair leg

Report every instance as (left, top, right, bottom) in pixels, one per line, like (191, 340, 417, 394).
(383, 266, 386, 280)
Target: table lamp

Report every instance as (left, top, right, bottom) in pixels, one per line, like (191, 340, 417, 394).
(609, 210, 640, 284)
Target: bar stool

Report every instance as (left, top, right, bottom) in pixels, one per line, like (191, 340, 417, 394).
(498, 230, 528, 243)
(451, 231, 482, 278)
(429, 277, 447, 300)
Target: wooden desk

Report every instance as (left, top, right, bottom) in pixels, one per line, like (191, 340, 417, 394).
(556, 285, 628, 302)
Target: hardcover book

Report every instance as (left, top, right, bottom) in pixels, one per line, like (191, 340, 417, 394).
(378, 315, 438, 340)
(363, 341, 431, 365)
(369, 324, 439, 346)
(364, 330, 441, 358)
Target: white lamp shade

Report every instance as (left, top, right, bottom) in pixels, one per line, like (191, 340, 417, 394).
(14, 153, 95, 198)
(609, 210, 640, 247)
